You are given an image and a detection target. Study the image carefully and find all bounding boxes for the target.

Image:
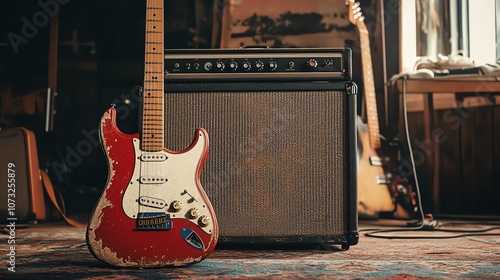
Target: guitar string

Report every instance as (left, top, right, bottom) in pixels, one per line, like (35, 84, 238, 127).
(140, 0, 164, 220)
(141, 0, 154, 219)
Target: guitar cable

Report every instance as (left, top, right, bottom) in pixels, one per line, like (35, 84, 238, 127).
(363, 75, 500, 239)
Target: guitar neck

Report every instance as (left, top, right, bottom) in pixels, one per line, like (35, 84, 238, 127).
(358, 20, 381, 149)
(142, 0, 165, 152)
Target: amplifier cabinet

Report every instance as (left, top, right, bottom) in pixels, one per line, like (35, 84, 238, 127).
(163, 81, 358, 248)
(0, 127, 46, 221)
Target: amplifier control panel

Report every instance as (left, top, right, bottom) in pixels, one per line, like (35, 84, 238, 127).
(164, 48, 351, 82)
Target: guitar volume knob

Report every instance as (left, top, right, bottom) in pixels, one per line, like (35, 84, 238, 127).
(198, 215, 210, 227)
(170, 200, 182, 212)
(188, 208, 200, 219)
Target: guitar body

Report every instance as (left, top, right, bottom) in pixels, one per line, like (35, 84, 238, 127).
(357, 118, 394, 217)
(358, 117, 416, 219)
(86, 107, 218, 267)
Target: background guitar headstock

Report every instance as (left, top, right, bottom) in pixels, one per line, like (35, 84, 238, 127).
(346, 0, 365, 27)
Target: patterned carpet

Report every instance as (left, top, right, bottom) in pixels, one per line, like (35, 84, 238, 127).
(1, 220, 499, 279)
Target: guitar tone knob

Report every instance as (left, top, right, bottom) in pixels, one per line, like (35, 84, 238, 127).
(188, 208, 200, 219)
(198, 215, 210, 227)
(170, 200, 182, 212)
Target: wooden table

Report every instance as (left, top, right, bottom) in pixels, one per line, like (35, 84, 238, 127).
(393, 77, 500, 215)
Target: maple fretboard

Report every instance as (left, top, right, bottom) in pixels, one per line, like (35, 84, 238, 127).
(142, 0, 165, 152)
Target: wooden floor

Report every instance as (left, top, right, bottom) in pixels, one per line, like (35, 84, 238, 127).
(1, 219, 499, 279)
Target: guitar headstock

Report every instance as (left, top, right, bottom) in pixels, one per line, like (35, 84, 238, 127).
(346, 0, 365, 26)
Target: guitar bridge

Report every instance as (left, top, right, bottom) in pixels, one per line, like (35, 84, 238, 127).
(136, 213, 172, 230)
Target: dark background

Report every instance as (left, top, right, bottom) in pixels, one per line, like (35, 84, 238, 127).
(0, 0, 405, 216)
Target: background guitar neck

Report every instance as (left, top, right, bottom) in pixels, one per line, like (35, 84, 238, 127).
(142, 0, 165, 152)
(357, 18, 381, 150)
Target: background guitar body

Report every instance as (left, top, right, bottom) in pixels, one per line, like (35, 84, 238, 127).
(357, 117, 394, 217)
(86, 107, 218, 267)
(357, 117, 414, 218)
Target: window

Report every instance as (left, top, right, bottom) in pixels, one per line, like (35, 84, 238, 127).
(400, 0, 497, 72)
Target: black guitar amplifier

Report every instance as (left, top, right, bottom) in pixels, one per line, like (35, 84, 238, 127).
(163, 48, 358, 249)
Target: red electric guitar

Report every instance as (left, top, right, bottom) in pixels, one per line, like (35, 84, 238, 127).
(86, 0, 218, 267)
(347, 1, 417, 219)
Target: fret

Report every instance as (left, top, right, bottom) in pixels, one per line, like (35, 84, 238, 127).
(143, 106, 163, 109)
(142, 138, 164, 141)
(357, 20, 381, 149)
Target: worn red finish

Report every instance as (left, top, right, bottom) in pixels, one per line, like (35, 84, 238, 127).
(86, 107, 218, 267)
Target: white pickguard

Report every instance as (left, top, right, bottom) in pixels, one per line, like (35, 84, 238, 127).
(121, 133, 214, 234)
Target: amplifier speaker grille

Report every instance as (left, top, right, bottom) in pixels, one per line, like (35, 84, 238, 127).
(164, 85, 357, 242)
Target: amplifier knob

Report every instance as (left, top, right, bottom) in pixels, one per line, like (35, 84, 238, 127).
(242, 61, 252, 71)
(307, 59, 318, 69)
(268, 61, 278, 71)
(255, 60, 264, 71)
(229, 61, 238, 71)
(215, 61, 225, 71)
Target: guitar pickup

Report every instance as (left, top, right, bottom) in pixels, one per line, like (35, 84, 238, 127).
(376, 175, 391, 185)
(140, 153, 168, 162)
(140, 176, 168, 184)
(369, 156, 389, 166)
(139, 196, 167, 209)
